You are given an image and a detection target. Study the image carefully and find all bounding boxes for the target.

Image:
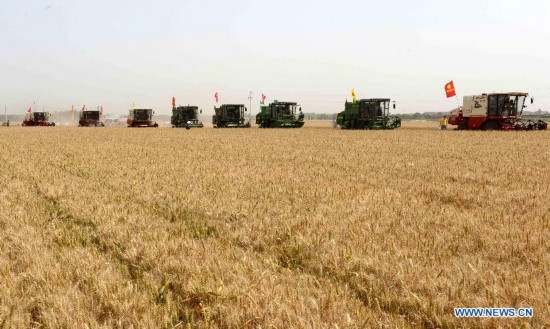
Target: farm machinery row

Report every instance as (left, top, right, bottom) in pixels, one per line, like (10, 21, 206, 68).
(14, 92, 548, 131)
(127, 93, 549, 131)
(20, 107, 108, 127)
(334, 91, 547, 131)
(171, 98, 305, 129)
(20, 108, 106, 127)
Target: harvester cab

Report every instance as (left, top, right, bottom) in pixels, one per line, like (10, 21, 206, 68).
(213, 104, 250, 128)
(22, 111, 55, 126)
(172, 105, 204, 128)
(79, 110, 105, 127)
(127, 109, 159, 127)
(448, 92, 546, 130)
(337, 98, 400, 129)
(255, 100, 305, 128)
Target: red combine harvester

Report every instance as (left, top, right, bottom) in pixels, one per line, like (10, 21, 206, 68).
(79, 109, 105, 127)
(22, 111, 55, 126)
(448, 92, 547, 130)
(127, 108, 158, 127)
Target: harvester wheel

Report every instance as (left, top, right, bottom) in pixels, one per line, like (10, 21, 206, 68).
(481, 121, 499, 131)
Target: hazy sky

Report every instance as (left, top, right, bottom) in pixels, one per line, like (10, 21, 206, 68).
(1, 0, 549, 115)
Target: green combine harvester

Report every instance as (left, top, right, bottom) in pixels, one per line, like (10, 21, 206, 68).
(212, 104, 250, 128)
(171, 105, 204, 128)
(337, 98, 401, 129)
(255, 100, 305, 128)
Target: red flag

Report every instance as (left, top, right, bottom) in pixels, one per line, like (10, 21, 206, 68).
(27, 107, 31, 113)
(214, 92, 219, 103)
(172, 97, 175, 107)
(445, 81, 456, 98)
(261, 94, 266, 104)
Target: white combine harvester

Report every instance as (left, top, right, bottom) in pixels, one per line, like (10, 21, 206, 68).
(448, 92, 547, 130)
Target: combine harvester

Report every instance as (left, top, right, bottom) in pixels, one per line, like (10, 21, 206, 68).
(127, 109, 158, 127)
(256, 100, 304, 128)
(79, 107, 105, 127)
(171, 98, 203, 128)
(337, 98, 400, 129)
(448, 92, 547, 130)
(22, 111, 55, 126)
(212, 104, 250, 128)
(171, 106, 203, 128)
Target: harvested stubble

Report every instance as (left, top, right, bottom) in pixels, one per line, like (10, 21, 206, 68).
(0, 122, 549, 328)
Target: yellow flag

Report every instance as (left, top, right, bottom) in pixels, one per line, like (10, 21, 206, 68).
(351, 88, 357, 102)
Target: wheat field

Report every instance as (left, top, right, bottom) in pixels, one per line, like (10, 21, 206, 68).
(0, 121, 549, 328)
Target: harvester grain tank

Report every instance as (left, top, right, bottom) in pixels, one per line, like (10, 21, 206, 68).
(448, 92, 547, 130)
(171, 105, 203, 128)
(127, 109, 158, 127)
(79, 109, 105, 127)
(255, 100, 304, 128)
(213, 104, 250, 128)
(22, 111, 55, 126)
(336, 98, 400, 129)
